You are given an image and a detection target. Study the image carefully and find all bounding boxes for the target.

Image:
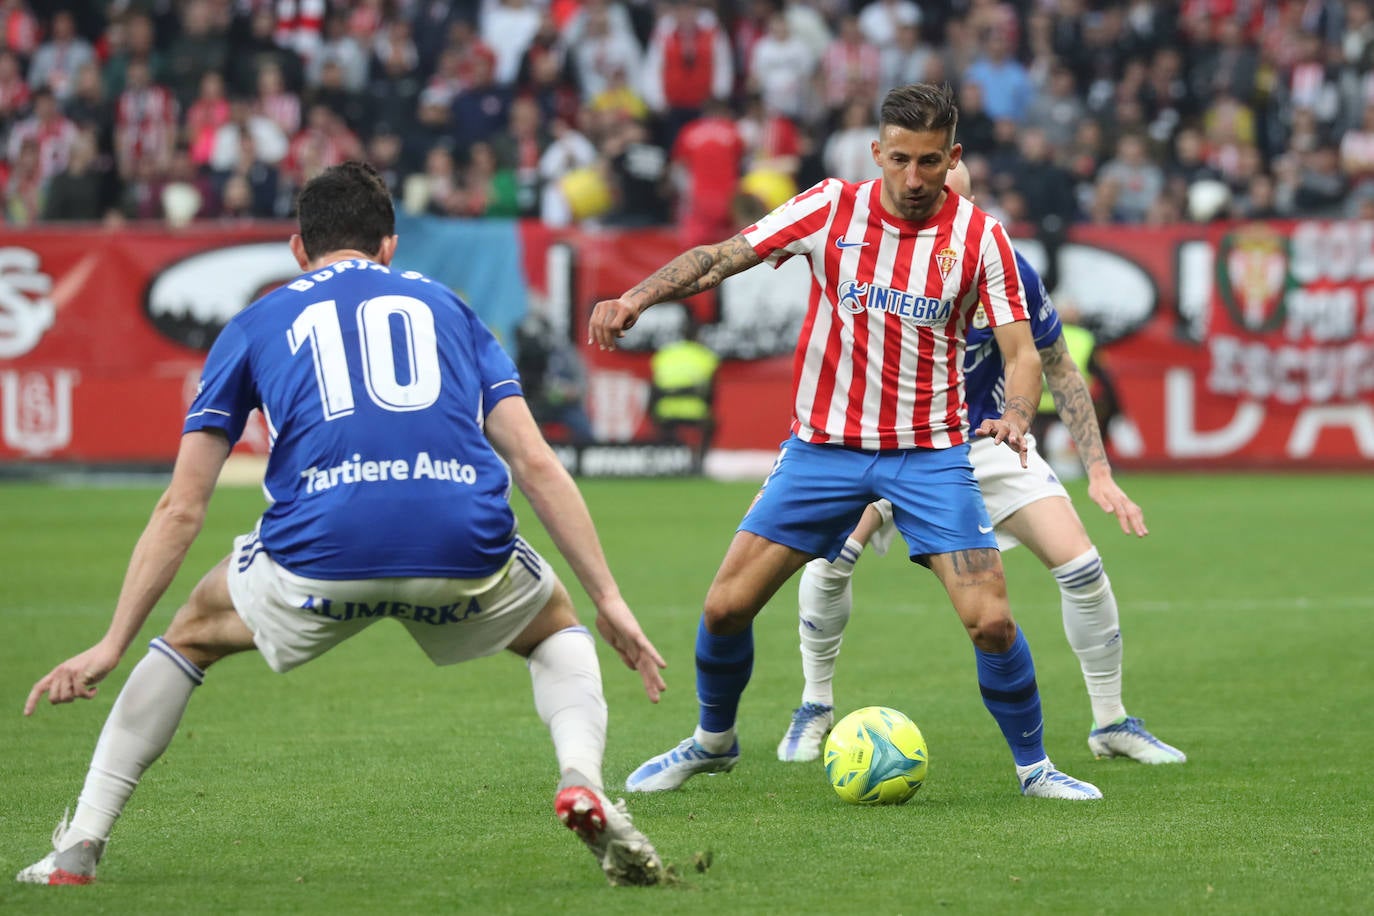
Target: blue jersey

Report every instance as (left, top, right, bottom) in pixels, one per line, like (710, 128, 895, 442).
(963, 251, 1062, 430)
(184, 259, 524, 580)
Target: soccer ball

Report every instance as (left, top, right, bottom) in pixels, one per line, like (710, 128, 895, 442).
(824, 706, 929, 805)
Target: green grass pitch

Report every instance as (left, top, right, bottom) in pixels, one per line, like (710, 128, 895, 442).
(1, 473, 1370, 914)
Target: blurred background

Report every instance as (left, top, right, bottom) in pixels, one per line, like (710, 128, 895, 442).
(0, 0, 1370, 477)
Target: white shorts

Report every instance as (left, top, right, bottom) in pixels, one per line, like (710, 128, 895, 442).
(969, 434, 1070, 551)
(227, 530, 556, 673)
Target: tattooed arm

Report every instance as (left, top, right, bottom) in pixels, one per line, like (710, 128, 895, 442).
(976, 319, 1042, 468)
(1040, 335, 1148, 536)
(587, 235, 762, 350)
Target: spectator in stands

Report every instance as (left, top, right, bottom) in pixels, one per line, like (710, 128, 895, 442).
(8, 87, 78, 182)
(451, 52, 510, 158)
(366, 38, 425, 145)
(963, 26, 1034, 124)
(255, 62, 302, 141)
(4, 136, 43, 224)
(43, 126, 111, 222)
(822, 98, 877, 183)
(28, 9, 94, 103)
(517, 16, 581, 123)
(217, 132, 282, 218)
(1340, 101, 1374, 190)
(458, 140, 522, 217)
(307, 59, 369, 132)
(0, 0, 39, 64)
(671, 97, 743, 247)
(747, 12, 814, 122)
(483, 0, 542, 86)
(409, 0, 472, 76)
(184, 71, 230, 168)
(284, 104, 362, 190)
(601, 115, 671, 227)
(163, 0, 229, 111)
(102, 13, 161, 99)
(823, 16, 882, 113)
(642, 0, 734, 147)
(309, 13, 368, 94)
(229, 6, 303, 98)
(209, 96, 288, 174)
(539, 115, 600, 225)
(571, 7, 643, 104)
(365, 130, 405, 198)
(876, 21, 930, 97)
(737, 94, 801, 180)
(857, 0, 919, 53)
(407, 143, 463, 216)
(1026, 63, 1086, 150)
(492, 95, 549, 218)
(0, 49, 29, 128)
(1003, 126, 1080, 239)
(63, 62, 114, 158)
(955, 80, 997, 157)
(1096, 132, 1165, 223)
(1294, 143, 1349, 215)
(114, 58, 179, 180)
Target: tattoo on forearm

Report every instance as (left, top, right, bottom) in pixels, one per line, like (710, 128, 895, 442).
(1041, 337, 1108, 471)
(1003, 396, 1034, 426)
(625, 236, 760, 306)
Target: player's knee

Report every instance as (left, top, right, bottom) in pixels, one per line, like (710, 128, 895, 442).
(965, 613, 1016, 652)
(701, 589, 757, 635)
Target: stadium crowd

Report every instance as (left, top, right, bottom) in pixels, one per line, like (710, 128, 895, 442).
(4, 0, 1374, 232)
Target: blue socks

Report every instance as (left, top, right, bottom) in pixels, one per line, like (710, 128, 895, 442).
(695, 619, 754, 735)
(975, 628, 1046, 766)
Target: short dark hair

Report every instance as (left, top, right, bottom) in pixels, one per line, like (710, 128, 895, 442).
(296, 161, 395, 260)
(879, 83, 959, 145)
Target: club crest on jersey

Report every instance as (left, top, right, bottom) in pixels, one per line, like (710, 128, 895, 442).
(972, 303, 989, 329)
(836, 280, 954, 326)
(935, 246, 959, 280)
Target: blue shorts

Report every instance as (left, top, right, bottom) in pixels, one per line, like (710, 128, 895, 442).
(740, 435, 996, 562)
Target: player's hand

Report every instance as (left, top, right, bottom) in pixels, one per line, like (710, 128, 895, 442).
(974, 417, 1030, 468)
(587, 296, 641, 351)
(593, 597, 668, 702)
(24, 642, 122, 716)
(1087, 474, 1148, 537)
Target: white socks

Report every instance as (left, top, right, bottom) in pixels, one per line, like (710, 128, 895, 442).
(796, 540, 861, 708)
(65, 638, 203, 846)
(1052, 548, 1128, 726)
(528, 626, 607, 791)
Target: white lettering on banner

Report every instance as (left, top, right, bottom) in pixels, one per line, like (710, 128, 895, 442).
(1207, 336, 1374, 403)
(1165, 367, 1374, 459)
(1, 369, 78, 455)
(299, 452, 474, 495)
(1288, 405, 1374, 457)
(1165, 368, 1264, 458)
(0, 248, 55, 358)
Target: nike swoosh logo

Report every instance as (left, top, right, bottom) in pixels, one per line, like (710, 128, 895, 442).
(1021, 722, 1044, 738)
(834, 238, 869, 249)
(978, 524, 994, 534)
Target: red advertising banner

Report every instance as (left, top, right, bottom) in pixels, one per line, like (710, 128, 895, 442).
(2, 219, 1370, 469)
(0, 225, 293, 461)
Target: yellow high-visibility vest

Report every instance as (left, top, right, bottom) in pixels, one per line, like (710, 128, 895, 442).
(1039, 324, 1095, 414)
(651, 341, 719, 421)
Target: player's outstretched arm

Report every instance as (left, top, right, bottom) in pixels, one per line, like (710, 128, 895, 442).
(976, 320, 1041, 468)
(1040, 335, 1148, 537)
(23, 430, 229, 716)
(587, 234, 761, 350)
(484, 396, 668, 702)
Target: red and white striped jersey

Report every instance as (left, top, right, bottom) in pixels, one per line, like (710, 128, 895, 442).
(741, 177, 1027, 450)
